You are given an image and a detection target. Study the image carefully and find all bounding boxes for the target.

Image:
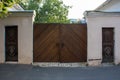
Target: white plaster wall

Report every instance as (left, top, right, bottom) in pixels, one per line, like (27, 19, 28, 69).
(97, 0, 120, 12)
(8, 4, 24, 11)
(0, 22, 5, 63)
(0, 12, 34, 64)
(86, 12, 120, 66)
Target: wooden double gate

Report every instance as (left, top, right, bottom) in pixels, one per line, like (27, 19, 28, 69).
(34, 23, 87, 62)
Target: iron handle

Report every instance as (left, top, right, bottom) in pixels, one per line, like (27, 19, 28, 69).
(61, 43, 64, 48)
(56, 43, 59, 46)
(56, 43, 64, 48)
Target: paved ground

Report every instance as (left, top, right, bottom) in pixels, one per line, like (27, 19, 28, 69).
(0, 64, 120, 80)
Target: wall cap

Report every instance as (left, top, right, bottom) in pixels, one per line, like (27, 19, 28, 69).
(84, 11, 120, 17)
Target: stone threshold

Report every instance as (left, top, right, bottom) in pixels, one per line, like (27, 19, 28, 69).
(33, 62, 87, 67)
(5, 61, 18, 64)
(4, 62, 116, 67)
(101, 63, 115, 67)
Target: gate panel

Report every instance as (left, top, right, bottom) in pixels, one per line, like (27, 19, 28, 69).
(102, 28, 114, 62)
(61, 24, 87, 62)
(33, 24, 59, 62)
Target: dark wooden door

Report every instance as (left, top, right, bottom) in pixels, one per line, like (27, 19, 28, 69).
(34, 24, 59, 62)
(102, 28, 114, 62)
(5, 26, 18, 61)
(61, 24, 87, 62)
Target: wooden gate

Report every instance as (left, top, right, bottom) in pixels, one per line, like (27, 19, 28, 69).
(102, 28, 114, 62)
(5, 26, 18, 61)
(34, 23, 87, 62)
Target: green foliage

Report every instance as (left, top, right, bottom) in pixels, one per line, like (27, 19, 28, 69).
(0, 0, 20, 18)
(20, 0, 41, 10)
(20, 0, 70, 23)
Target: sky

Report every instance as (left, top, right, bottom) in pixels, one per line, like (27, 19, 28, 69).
(63, 0, 107, 19)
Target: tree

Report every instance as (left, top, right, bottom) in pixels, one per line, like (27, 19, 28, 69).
(20, 0, 42, 10)
(20, 0, 42, 23)
(0, 0, 20, 18)
(21, 0, 70, 23)
(39, 0, 70, 23)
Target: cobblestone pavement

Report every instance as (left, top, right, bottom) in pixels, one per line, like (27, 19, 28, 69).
(0, 64, 120, 80)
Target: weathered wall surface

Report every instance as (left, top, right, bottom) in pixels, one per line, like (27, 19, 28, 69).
(0, 11, 35, 64)
(97, 0, 120, 12)
(86, 12, 120, 66)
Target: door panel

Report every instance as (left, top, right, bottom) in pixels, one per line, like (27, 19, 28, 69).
(61, 24, 87, 62)
(33, 24, 59, 62)
(5, 26, 18, 61)
(102, 28, 114, 62)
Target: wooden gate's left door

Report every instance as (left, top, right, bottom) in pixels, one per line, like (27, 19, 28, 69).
(5, 26, 18, 61)
(34, 24, 59, 62)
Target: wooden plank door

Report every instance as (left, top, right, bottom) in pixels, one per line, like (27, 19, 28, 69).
(5, 26, 18, 61)
(33, 24, 59, 62)
(102, 28, 114, 62)
(60, 24, 87, 62)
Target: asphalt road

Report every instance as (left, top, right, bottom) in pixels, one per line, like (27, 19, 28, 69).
(0, 64, 120, 80)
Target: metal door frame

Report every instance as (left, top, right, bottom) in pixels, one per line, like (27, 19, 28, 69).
(5, 26, 18, 61)
(102, 27, 114, 63)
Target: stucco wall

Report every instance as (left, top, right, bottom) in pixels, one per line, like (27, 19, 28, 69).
(0, 11, 35, 64)
(97, 0, 120, 12)
(86, 12, 120, 66)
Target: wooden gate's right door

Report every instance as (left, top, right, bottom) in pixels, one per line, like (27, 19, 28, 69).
(60, 24, 87, 62)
